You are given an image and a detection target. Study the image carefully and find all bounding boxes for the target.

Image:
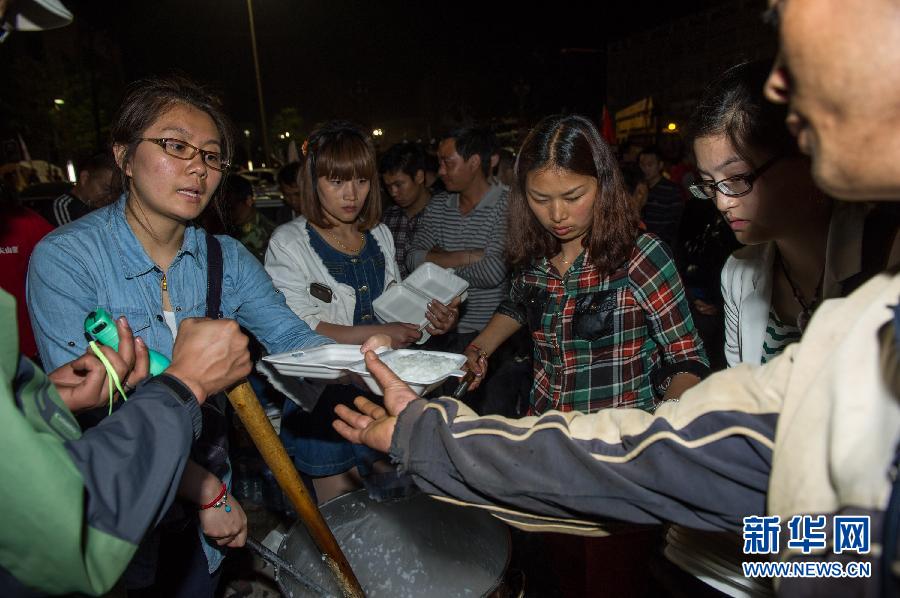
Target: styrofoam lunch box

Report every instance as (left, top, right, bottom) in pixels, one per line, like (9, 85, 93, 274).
(262, 345, 467, 396)
(373, 262, 469, 345)
(262, 344, 376, 379)
(346, 349, 467, 396)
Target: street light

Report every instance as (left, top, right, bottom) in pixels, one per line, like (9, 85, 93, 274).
(53, 98, 65, 106)
(372, 128, 384, 137)
(246, 0, 271, 165)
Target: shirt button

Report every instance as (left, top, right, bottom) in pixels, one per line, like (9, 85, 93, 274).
(156, 314, 164, 322)
(175, 306, 182, 312)
(359, 285, 368, 293)
(351, 258, 359, 264)
(361, 314, 372, 321)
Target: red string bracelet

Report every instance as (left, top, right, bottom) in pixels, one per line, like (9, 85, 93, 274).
(200, 483, 227, 510)
(465, 343, 488, 360)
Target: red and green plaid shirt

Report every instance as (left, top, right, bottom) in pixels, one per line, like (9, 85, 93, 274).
(497, 234, 708, 415)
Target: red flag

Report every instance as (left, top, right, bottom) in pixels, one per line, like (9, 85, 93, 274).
(601, 105, 616, 146)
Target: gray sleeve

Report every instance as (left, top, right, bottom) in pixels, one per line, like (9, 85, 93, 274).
(64, 376, 199, 544)
(391, 358, 786, 534)
(451, 197, 509, 289)
(406, 204, 438, 273)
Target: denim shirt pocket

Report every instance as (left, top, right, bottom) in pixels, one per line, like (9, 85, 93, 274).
(106, 307, 152, 337)
(572, 289, 619, 342)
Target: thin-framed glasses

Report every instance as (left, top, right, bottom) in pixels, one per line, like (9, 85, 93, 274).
(140, 138, 230, 172)
(688, 154, 783, 200)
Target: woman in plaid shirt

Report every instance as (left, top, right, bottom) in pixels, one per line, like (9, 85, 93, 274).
(464, 115, 709, 415)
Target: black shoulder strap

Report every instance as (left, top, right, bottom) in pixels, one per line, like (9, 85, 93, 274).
(205, 231, 223, 319)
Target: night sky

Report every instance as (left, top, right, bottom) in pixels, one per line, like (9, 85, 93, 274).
(58, 1, 722, 129)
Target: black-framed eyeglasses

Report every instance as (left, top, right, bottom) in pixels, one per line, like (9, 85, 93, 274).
(140, 138, 231, 172)
(688, 154, 783, 200)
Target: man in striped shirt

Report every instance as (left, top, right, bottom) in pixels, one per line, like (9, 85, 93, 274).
(406, 127, 510, 341)
(46, 153, 116, 227)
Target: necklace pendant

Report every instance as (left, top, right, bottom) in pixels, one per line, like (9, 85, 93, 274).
(161, 273, 168, 292)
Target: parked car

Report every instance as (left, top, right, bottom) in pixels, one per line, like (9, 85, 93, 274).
(237, 169, 293, 225)
(237, 168, 278, 187)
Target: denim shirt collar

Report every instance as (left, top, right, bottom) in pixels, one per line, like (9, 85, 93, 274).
(110, 194, 203, 279)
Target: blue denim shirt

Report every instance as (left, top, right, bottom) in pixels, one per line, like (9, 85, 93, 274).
(28, 195, 330, 370)
(26, 195, 330, 574)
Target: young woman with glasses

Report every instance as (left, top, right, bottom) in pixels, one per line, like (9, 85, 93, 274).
(656, 60, 876, 597)
(688, 60, 863, 365)
(26, 76, 388, 597)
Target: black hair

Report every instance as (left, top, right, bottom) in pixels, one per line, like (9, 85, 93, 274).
(424, 151, 439, 174)
(222, 174, 254, 207)
(638, 145, 662, 162)
(379, 143, 426, 178)
(277, 161, 303, 187)
(77, 152, 116, 174)
(620, 163, 646, 195)
(688, 60, 798, 165)
(440, 126, 498, 178)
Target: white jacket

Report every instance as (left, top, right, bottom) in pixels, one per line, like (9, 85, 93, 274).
(260, 216, 400, 410)
(264, 215, 401, 329)
(720, 202, 869, 366)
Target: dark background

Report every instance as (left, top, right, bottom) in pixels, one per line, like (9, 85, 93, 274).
(0, 0, 745, 165)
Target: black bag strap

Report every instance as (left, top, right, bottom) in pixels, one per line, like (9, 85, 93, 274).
(205, 231, 223, 320)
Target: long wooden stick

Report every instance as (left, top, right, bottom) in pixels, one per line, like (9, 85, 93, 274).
(227, 381, 365, 597)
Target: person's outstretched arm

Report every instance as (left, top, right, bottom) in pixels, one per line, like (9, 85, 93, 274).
(0, 307, 251, 596)
(335, 347, 789, 535)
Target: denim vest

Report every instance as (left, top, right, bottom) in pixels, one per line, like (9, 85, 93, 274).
(306, 223, 386, 324)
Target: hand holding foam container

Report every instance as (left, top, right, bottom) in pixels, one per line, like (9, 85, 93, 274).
(373, 263, 469, 344)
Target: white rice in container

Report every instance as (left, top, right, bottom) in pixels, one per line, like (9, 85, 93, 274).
(381, 354, 459, 383)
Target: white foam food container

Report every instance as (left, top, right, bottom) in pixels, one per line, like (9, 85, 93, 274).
(347, 349, 468, 396)
(373, 262, 469, 344)
(262, 344, 378, 380)
(261, 345, 466, 397)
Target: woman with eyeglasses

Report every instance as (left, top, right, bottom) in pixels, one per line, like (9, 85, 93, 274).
(655, 60, 878, 598)
(25, 76, 388, 598)
(687, 61, 880, 368)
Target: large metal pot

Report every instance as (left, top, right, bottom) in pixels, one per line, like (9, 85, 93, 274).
(277, 490, 511, 597)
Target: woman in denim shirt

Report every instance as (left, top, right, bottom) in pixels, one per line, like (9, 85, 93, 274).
(26, 78, 384, 598)
(265, 121, 459, 503)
